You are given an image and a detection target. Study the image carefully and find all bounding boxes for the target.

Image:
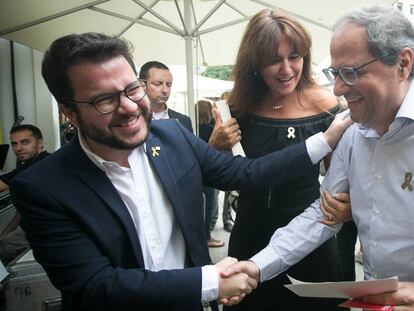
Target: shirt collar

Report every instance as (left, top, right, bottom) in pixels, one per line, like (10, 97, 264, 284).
(78, 132, 109, 171)
(78, 132, 146, 172)
(395, 80, 414, 121)
(152, 108, 169, 120)
(356, 81, 414, 138)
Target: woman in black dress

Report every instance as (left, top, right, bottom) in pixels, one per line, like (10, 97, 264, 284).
(225, 9, 349, 310)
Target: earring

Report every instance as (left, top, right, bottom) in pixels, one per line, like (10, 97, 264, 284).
(253, 71, 258, 76)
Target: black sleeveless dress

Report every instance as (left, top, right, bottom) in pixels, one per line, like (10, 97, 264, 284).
(226, 106, 345, 311)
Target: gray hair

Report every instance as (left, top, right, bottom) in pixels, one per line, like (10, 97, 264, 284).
(334, 4, 414, 78)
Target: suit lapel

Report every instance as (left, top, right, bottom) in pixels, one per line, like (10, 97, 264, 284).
(69, 140, 145, 266)
(167, 109, 178, 120)
(145, 134, 190, 240)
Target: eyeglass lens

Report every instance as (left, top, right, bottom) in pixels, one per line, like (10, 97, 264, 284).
(339, 68, 358, 85)
(125, 80, 146, 101)
(323, 51, 396, 86)
(323, 67, 358, 86)
(94, 80, 146, 113)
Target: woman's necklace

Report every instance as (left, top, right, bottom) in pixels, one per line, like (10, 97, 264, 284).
(272, 104, 283, 110)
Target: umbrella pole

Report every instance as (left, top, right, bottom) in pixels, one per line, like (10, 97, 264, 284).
(184, 0, 195, 128)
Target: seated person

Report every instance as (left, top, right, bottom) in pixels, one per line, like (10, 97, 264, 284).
(0, 124, 49, 263)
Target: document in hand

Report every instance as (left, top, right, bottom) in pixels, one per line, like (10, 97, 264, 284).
(284, 275, 398, 298)
(214, 100, 245, 157)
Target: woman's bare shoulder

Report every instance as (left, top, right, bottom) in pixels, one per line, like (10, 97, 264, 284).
(304, 86, 338, 111)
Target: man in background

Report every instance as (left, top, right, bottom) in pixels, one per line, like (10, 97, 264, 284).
(0, 124, 49, 263)
(139, 61, 193, 132)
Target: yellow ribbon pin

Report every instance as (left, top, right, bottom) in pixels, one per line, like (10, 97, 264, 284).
(151, 146, 160, 157)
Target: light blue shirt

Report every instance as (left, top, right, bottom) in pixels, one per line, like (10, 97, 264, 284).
(252, 82, 414, 282)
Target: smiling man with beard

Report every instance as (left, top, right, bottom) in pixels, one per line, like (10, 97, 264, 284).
(9, 32, 350, 311)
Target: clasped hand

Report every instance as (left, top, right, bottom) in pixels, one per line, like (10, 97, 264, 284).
(215, 257, 260, 306)
(320, 191, 352, 225)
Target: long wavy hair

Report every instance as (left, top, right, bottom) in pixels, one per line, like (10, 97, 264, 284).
(229, 9, 316, 116)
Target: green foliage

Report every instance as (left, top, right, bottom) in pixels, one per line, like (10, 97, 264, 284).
(201, 65, 233, 81)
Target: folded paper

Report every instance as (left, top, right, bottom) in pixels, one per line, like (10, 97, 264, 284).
(285, 275, 398, 298)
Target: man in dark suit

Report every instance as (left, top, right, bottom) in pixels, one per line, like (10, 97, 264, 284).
(9, 33, 350, 311)
(139, 61, 193, 132)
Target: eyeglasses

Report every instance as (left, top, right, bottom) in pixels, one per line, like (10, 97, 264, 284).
(65, 79, 147, 114)
(322, 51, 397, 86)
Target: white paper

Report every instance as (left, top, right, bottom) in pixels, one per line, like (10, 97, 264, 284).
(285, 275, 398, 298)
(215, 100, 245, 157)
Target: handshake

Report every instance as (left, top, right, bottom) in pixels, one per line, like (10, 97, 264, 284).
(215, 257, 260, 306)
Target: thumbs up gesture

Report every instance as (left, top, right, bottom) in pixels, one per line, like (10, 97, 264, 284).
(208, 106, 242, 151)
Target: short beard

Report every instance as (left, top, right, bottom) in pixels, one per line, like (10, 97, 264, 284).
(92, 131, 148, 150)
(79, 114, 152, 151)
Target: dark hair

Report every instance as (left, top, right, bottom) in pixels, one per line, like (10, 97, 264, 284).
(229, 9, 315, 115)
(42, 32, 136, 107)
(10, 124, 43, 140)
(139, 61, 170, 80)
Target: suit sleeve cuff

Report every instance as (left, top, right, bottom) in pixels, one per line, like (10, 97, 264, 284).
(201, 265, 218, 302)
(305, 132, 332, 164)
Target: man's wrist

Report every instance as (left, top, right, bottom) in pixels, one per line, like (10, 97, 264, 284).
(305, 132, 332, 164)
(201, 265, 219, 302)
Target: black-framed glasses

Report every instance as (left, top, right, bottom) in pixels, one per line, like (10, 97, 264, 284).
(65, 79, 147, 114)
(322, 51, 397, 86)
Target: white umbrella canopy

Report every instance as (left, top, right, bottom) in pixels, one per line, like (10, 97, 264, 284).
(0, 0, 396, 122)
(0, 0, 397, 64)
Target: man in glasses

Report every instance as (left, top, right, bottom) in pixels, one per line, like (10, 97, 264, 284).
(9, 32, 350, 311)
(222, 4, 414, 308)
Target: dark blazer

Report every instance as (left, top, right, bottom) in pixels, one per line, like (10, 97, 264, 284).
(168, 108, 193, 133)
(10, 120, 315, 311)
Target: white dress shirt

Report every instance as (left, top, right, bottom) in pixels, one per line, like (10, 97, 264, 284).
(78, 128, 332, 301)
(252, 82, 414, 282)
(152, 109, 169, 120)
(78, 136, 222, 300)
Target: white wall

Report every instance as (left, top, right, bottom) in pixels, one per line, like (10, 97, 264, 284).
(396, 0, 414, 22)
(0, 38, 17, 171)
(0, 38, 60, 171)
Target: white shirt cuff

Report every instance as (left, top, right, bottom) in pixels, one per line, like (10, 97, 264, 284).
(201, 265, 218, 302)
(305, 132, 332, 164)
